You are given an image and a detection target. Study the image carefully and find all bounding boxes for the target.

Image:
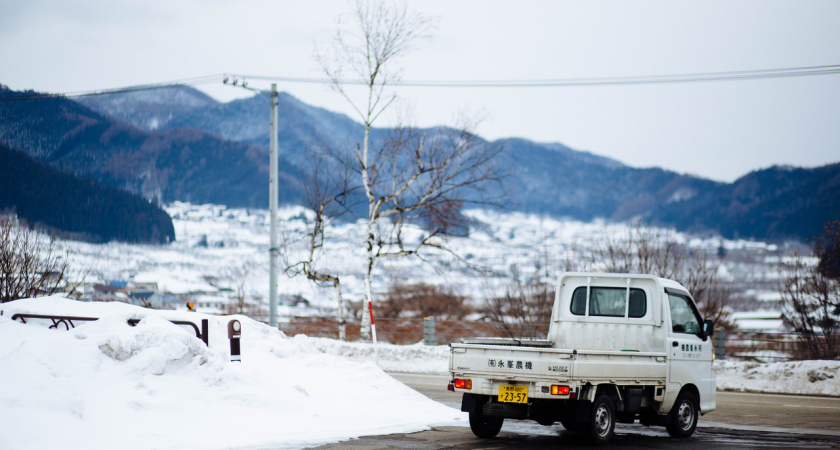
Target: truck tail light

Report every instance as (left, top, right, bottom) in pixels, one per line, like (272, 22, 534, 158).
(551, 385, 570, 395)
(454, 379, 472, 390)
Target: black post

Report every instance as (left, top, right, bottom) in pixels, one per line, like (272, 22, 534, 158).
(201, 319, 209, 347)
(228, 320, 241, 362)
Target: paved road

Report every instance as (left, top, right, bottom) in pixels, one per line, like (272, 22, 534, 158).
(309, 373, 840, 449)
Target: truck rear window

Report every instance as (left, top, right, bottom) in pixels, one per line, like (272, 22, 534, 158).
(570, 287, 647, 318)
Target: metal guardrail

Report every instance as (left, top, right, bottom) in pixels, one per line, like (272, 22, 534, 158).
(279, 316, 548, 345)
(725, 331, 840, 361)
(11, 313, 206, 344)
(127, 318, 202, 340)
(278, 316, 839, 361)
(10, 313, 99, 330)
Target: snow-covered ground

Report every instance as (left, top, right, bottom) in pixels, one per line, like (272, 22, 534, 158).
(715, 359, 840, 397)
(2, 296, 839, 449)
(0, 297, 464, 450)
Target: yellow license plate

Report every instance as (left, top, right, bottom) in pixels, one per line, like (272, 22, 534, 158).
(498, 385, 528, 404)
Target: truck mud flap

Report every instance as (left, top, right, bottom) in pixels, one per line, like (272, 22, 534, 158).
(461, 393, 480, 412)
(461, 394, 528, 419)
(483, 402, 528, 419)
(575, 400, 591, 424)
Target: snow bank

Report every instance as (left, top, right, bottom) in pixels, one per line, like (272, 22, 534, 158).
(0, 297, 463, 450)
(306, 337, 840, 398)
(715, 360, 840, 397)
(307, 338, 451, 374)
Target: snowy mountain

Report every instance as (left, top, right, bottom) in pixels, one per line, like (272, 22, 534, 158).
(2, 84, 838, 242)
(78, 85, 217, 131)
(77, 85, 840, 241)
(71, 86, 725, 222)
(0, 85, 303, 210)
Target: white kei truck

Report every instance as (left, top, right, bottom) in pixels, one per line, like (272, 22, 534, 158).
(448, 272, 716, 445)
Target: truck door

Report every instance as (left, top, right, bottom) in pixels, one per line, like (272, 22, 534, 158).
(666, 291, 715, 411)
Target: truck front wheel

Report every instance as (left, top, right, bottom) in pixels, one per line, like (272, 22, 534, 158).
(469, 407, 504, 438)
(667, 391, 699, 438)
(587, 395, 616, 445)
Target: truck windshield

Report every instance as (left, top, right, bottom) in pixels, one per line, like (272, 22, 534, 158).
(667, 293, 702, 336)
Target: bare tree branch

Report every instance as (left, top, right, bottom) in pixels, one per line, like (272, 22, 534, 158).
(317, 1, 503, 341)
(1, 215, 73, 303)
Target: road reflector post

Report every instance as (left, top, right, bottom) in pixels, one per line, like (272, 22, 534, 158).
(713, 327, 725, 360)
(201, 319, 209, 347)
(228, 319, 241, 362)
(423, 316, 436, 346)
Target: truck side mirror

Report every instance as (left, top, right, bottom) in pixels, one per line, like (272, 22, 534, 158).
(702, 319, 714, 341)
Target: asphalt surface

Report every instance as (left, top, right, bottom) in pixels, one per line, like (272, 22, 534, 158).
(308, 372, 840, 449)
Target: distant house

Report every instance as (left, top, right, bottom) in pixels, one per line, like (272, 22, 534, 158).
(92, 284, 122, 302)
(128, 291, 162, 309)
(279, 294, 311, 307)
(90, 281, 162, 308)
(730, 310, 786, 333)
(133, 282, 159, 292)
(193, 294, 228, 315)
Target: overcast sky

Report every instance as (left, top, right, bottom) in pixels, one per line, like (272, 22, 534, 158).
(1, 0, 838, 182)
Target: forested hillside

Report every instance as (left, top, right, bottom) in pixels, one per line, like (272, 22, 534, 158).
(652, 164, 840, 241)
(0, 141, 175, 243)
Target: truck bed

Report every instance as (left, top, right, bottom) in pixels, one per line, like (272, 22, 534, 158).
(450, 341, 668, 388)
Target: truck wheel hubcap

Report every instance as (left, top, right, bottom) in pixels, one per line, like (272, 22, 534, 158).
(594, 405, 611, 436)
(677, 401, 694, 429)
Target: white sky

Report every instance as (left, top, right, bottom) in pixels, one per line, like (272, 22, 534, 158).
(1, 0, 838, 182)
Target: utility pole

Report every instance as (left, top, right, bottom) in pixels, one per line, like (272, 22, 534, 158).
(269, 83, 279, 328)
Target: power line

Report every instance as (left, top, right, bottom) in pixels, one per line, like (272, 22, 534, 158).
(231, 64, 840, 87)
(2, 64, 838, 102)
(0, 75, 224, 102)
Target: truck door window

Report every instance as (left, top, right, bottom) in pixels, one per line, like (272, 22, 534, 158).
(570, 287, 646, 318)
(668, 293, 702, 335)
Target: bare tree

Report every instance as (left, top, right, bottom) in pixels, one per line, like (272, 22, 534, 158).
(318, 1, 504, 340)
(591, 221, 732, 328)
(480, 265, 554, 339)
(595, 223, 684, 279)
(283, 152, 353, 340)
(223, 261, 259, 316)
(780, 220, 840, 359)
(376, 278, 472, 320)
(0, 215, 72, 302)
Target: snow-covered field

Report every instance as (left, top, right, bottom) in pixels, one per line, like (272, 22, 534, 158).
(2, 296, 839, 449)
(61, 202, 790, 328)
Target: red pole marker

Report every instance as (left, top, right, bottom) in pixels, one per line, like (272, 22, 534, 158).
(368, 301, 379, 364)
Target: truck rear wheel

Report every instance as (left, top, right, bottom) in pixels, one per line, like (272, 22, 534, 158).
(587, 395, 615, 445)
(666, 391, 699, 438)
(469, 407, 504, 438)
